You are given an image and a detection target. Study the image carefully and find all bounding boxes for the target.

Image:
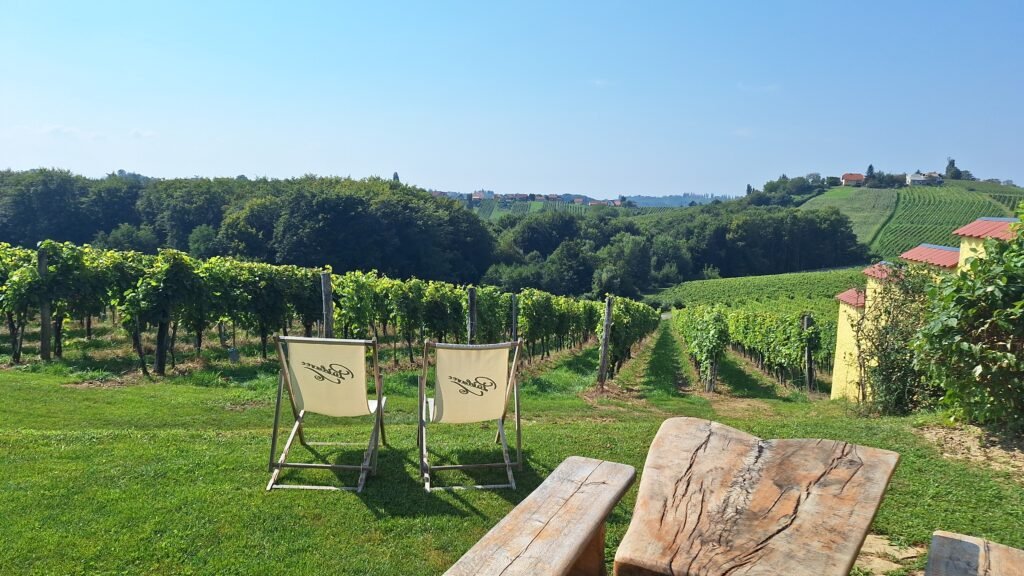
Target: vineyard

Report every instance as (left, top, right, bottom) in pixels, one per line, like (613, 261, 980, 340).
(648, 267, 865, 309)
(652, 268, 864, 379)
(675, 303, 825, 390)
(872, 185, 1011, 257)
(476, 199, 496, 219)
(0, 241, 658, 378)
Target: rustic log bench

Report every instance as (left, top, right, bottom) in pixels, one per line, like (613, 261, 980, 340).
(613, 417, 900, 576)
(444, 456, 636, 576)
(925, 530, 1024, 576)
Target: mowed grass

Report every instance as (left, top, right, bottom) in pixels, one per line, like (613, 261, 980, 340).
(2, 323, 1024, 574)
(801, 187, 898, 245)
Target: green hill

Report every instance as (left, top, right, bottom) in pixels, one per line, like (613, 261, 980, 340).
(646, 267, 865, 317)
(800, 187, 897, 245)
(802, 181, 1022, 258)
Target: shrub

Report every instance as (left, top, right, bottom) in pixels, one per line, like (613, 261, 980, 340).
(915, 224, 1024, 431)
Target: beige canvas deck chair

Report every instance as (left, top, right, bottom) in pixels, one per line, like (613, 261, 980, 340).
(419, 341, 522, 492)
(267, 336, 386, 493)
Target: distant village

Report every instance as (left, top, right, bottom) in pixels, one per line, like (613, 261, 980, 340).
(429, 189, 626, 207)
(428, 189, 730, 209)
(840, 171, 947, 187)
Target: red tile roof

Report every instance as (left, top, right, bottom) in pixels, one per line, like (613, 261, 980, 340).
(842, 173, 865, 181)
(862, 262, 891, 280)
(953, 217, 1019, 241)
(835, 288, 866, 308)
(900, 244, 960, 269)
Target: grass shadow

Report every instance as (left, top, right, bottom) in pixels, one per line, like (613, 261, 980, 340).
(639, 324, 688, 397)
(717, 353, 784, 400)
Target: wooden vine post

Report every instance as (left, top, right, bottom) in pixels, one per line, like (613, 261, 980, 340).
(320, 272, 334, 338)
(38, 247, 51, 361)
(510, 294, 518, 342)
(803, 314, 815, 393)
(597, 296, 613, 391)
(467, 286, 477, 344)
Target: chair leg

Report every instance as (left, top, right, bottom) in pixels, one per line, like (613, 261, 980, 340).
(421, 424, 431, 492)
(497, 419, 516, 490)
(267, 418, 302, 491)
(357, 416, 378, 493)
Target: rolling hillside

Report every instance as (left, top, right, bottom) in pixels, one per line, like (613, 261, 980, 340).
(800, 187, 897, 245)
(646, 267, 865, 317)
(802, 181, 1022, 258)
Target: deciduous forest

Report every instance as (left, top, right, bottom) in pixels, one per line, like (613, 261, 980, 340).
(0, 169, 869, 298)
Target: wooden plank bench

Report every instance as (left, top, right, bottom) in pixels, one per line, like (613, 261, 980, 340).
(445, 456, 636, 576)
(925, 531, 1024, 576)
(614, 417, 900, 576)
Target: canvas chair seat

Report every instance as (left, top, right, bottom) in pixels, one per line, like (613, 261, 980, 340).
(267, 336, 387, 493)
(419, 341, 523, 492)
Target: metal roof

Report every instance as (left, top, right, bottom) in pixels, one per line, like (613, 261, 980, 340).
(900, 244, 960, 268)
(953, 217, 1019, 240)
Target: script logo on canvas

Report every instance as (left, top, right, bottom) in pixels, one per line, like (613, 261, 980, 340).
(301, 362, 354, 384)
(448, 375, 498, 396)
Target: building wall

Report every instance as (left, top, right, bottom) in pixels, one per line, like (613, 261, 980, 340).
(958, 237, 986, 269)
(831, 300, 863, 401)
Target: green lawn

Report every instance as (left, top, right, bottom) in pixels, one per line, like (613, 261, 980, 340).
(801, 187, 898, 245)
(2, 323, 1023, 574)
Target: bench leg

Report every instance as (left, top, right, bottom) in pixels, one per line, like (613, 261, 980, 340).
(568, 523, 607, 576)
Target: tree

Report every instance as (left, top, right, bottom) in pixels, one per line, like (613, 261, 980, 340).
(866, 164, 875, 180)
(853, 264, 935, 414)
(542, 240, 595, 295)
(218, 196, 281, 261)
(93, 223, 160, 253)
(187, 225, 226, 259)
(392, 172, 400, 182)
(745, 184, 753, 195)
(945, 157, 962, 180)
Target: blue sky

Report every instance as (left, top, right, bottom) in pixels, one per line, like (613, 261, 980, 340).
(2, 1, 1021, 198)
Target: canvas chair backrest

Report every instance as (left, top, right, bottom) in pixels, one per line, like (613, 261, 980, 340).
(434, 344, 514, 424)
(278, 337, 374, 418)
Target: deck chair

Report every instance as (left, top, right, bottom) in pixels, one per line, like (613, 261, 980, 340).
(418, 341, 522, 492)
(267, 336, 386, 493)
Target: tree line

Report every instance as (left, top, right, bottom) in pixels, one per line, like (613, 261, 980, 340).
(0, 168, 869, 299)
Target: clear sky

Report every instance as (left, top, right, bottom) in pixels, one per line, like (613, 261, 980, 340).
(2, 1, 1021, 198)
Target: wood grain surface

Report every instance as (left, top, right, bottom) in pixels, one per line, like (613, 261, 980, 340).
(614, 417, 899, 576)
(445, 456, 635, 576)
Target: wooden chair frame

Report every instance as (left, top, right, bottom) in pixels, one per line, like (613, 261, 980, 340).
(267, 336, 386, 493)
(418, 341, 522, 492)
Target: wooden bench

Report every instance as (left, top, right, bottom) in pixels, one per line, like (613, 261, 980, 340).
(614, 417, 900, 576)
(444, 456, 636, 576)
(925, 531, 1024, 576)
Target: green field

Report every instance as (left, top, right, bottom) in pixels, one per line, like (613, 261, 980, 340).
(2, 322, 1023, 574)
(801, 187, 898, 245)
(873, 184, 1011, 258)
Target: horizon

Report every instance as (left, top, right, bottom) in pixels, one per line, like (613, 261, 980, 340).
(2, 1, 1022, 199)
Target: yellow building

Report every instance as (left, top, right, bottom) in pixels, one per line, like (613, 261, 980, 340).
(829, 216, 1018, 402)
(831, 287, 865, 401)
(953, 217, 1018, 268)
